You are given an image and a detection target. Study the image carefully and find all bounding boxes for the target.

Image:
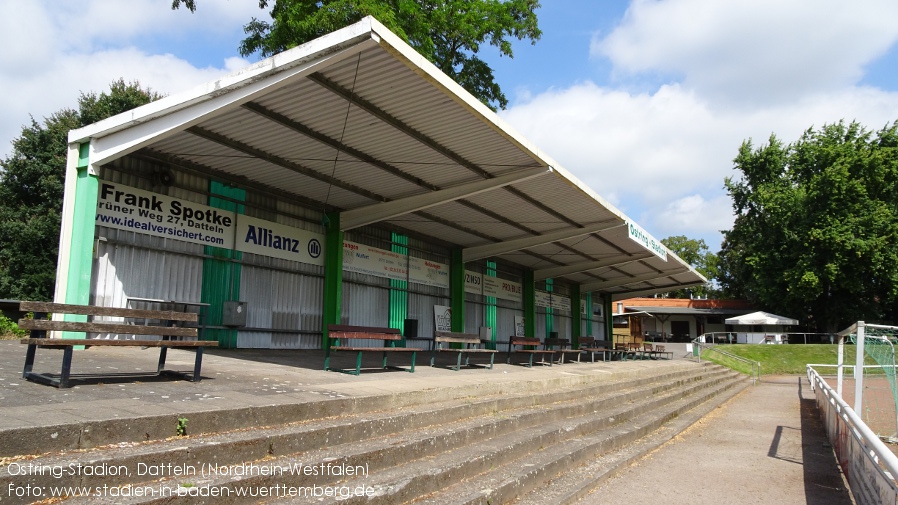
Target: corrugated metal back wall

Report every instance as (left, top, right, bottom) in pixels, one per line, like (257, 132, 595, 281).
(92, 159, 557, 348)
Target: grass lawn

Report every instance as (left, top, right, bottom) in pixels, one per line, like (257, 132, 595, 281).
(701, 344, 878, 375)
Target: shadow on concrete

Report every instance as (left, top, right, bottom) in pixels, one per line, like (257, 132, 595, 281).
(797, 376, 854, 504)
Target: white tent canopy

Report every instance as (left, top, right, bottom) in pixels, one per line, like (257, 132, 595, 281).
(725, 311, 798, 326)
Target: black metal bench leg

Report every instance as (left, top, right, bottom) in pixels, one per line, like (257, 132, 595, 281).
(59, 347, 74, 388)
(158, 346, 168, 373)
(192, 346, 204, 382)
(23, 343, 37, 378)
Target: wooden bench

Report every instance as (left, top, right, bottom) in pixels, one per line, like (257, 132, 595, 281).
(507, 336, 556, 367)
(18, 301, 217, 388)
(579, 337, 628, 362)
(431, 331, 498, 370)
(643, 343, 674, 360)
(325, 324, 418, 375)
(542, 338, 583, 364)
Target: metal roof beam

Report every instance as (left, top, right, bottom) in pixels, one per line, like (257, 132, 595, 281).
(242, 102, 440, 191)
(341, 167, 551, 230)
(581, 269, 688, 292)
(309, 73, 583, 229)
(463, 221, 623, 263)
(534, 253, 653, 281)
(185, 126, 387, 203)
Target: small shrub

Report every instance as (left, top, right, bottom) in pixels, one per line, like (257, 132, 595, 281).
(0, 314, 26, 340)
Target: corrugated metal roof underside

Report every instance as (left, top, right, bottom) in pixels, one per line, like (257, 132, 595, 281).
(83, 19, 705, 297)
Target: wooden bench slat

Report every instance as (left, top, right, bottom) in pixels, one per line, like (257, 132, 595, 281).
(19, 301, 199, 322)
(327, 324, 400, 334)
(19, 319, 198, 338)
(20, 338, 217, 348)
(19, 301, 210, 388)
(332, 346, 418, 352)
(431, 330, 497, 371)
(330, 331, 402, 341)
(324, 324, 416, 374)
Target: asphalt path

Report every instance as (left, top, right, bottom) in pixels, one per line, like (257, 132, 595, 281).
(579, 376, 855, 505)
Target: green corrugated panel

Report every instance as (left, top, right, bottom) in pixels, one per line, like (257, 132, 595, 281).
(390, 233, 408, 344)
(201, 181, 245, 349)
(485, 261, 497, 349)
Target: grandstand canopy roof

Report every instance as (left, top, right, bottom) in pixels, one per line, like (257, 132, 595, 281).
(68, 16, 706, 299)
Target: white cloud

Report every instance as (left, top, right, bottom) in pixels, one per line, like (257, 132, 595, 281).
(651, 194, 734, 247)
(0, 0, 262, 158)
(592, 0, 898, 105)
(501, 83, 898, 251)
(497, 0, 898, 251)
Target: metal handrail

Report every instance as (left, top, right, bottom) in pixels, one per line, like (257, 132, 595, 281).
(692, 337, 761, 384)
(807, 365, 898, 503)
(700, 331, 836, 344)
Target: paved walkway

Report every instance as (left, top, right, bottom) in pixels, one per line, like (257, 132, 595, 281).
(580, 376, 855, 505)
(0, 340, 858, 504)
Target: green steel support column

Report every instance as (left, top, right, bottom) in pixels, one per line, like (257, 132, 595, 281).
(201, 181, 245, 349)
(390, 233, 408, 344)
(485, 260, 497, 349)
(603, 295, 614, 344)
(62, 143, 99, 339)
(322, 212, 344, 350)
(545, 278, 554, 337)
(584, 292, 593, 336)
(571, 284, 582, 347)
(450, 248, 465, 332)
(523, 270, 535, 337)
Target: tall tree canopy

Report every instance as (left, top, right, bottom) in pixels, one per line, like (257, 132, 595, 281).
(718, 120, 898, 332)
(660, 235, 719, 299)
(172, 0, 541, 110)
(0, 80, 161, 300)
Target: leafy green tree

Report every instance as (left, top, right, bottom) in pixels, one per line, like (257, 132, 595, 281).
(172, 0, 541, 110)
(0, 79, 161, 300)
(660, 235, 719, 298)
(718, 120, 898, 332)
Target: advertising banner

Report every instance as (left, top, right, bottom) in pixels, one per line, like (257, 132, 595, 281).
(236, 214, 324, 265)
(408, 257, 449, 289)
(465, 270, 524, 302)
(343, 241, 449, 289)
(627, 221, 667, 261)
(96, 182, 236, 249)
(535, 291, 572, 311)
(342, 241, 407, 282)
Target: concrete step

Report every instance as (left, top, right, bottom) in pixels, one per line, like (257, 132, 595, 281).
(309, 368, 746, 505)
(1, 363, 740, 505)
(0, 361, 702, 458)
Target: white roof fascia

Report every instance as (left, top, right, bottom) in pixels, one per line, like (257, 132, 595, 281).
(69, 23, 380, 168)
(341, 166, 551, 231)
(462, 221, 625, 263)
(534, 253, 654, 281)
(581, 269, 689, 292)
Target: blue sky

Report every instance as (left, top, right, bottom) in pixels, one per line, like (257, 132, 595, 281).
(2, 0, 898, 254)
